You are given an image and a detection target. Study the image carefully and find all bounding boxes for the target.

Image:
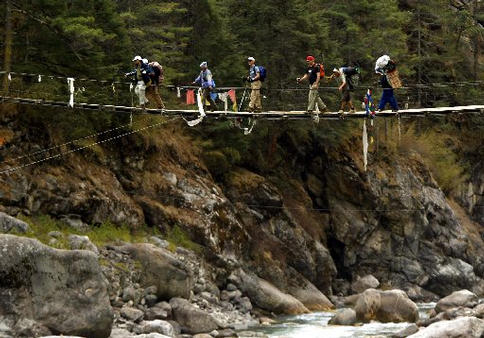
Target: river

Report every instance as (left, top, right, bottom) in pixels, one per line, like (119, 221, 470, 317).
(246, 303, 436, 338)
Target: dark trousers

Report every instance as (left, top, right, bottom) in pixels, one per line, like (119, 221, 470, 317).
(202, 88, 218, 111)
(378, 88, 399, 111)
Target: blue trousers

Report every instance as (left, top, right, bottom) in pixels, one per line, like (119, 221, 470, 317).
(378, 88, 399, 111)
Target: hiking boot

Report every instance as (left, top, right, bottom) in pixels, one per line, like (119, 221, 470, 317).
(312, 114, 320, 124)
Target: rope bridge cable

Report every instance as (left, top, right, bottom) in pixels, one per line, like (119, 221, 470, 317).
(2, 70, 483, 92)
(0, 116, 180, 175)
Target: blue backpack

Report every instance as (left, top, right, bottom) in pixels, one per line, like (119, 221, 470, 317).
(257, 65, 267, 81)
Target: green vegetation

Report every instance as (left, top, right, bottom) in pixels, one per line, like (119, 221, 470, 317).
(165, 225, 203, 254)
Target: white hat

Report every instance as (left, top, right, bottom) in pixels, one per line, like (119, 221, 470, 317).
(132, 55, 142, 62)
(333, 68, 340, 73)
(200, 61, 208, 67)
(247, 57, 255, 61)
(142, 58, 148, 64)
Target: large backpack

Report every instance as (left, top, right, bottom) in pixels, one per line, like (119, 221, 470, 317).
(317, 63, 325, 78)
(149, 61, 164, 84)
(257, 65, 267, 81)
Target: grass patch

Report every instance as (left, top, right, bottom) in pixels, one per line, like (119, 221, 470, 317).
(165, 225, 203, 253)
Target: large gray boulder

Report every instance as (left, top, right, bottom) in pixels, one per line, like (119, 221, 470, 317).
(229, 269, 309, 315)
(435, 289, 479, 313)
(408, 316, 484, 338)
(0, 235, 113, 338)
(0, 212, 29, 233)
(169, 298, 219, 334)
(354, 289, 419, 323)
(351, 274, 380, 294)
(328, 308, 357, 325)
(123, 243, 193, 300)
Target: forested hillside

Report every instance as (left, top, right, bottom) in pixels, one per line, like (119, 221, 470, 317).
(2, 0, 483, 87)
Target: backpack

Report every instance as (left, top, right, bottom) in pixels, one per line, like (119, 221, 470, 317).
(342, 66, 359, 76)
(317, 63, 325, 78)
(149, 61, 164, 84)
(257, 65, 267, 81)
(342, 66, 360, 89)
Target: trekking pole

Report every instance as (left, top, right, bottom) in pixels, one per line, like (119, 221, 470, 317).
(238, 83, 249, 112)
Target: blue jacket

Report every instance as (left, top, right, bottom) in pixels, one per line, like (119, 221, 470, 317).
(126, 63, 152, 84)
(194, 69, 215, 88)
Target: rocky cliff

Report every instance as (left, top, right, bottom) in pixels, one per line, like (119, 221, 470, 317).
(0, 105, 483, 336)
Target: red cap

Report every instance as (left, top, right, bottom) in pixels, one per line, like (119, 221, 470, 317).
(306, 55, 315, 62)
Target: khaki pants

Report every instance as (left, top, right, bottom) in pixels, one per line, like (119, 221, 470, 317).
(308, 87, 327, 112)
(145, 85, 165, 109)
(249, 80, 262, 112)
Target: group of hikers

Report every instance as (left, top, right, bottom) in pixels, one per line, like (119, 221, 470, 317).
(125, 54, 401, 121)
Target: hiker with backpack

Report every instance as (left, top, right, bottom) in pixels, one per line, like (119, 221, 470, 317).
(246, 57, 264, 113)
(297, 55, 327, 122)
(329, 67, 358, 116)
(125, 55, 152, 110)
(192, 61, 218, 112)
(144, 59, 165, 110)
(375, 55, 399, 112)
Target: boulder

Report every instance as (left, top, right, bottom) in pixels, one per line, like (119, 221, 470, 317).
(351, 274, 380, 294)
(391, 324, 419, 338)
(474, 303, 484, 319)
(121, 307, 144, 322)
(0, 212, 29, 233)
(140, 320, 174, 336)
(123, 243, 193, 300)
(408, 316, 484, 338)
(229, 269, 309, 315)
(68, 234, 99, 254)
(169, 298, 219, 334)
(0, 235, 113, 338)
(354, 289, 419, 323)
(435, 290, 478, 313)
(328, 308, 357, 325)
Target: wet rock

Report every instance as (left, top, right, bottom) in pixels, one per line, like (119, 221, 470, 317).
(236, 296, 253, 313)
(145, 295, 158, 307)
(68, 234, 99, 254)
(354, 289, 419, 323)
(216, 328, 237, 337)
(408, 316, 484, 338)
(0, 235, 112, 338)
(435, 289, 479, 313)
(229, 269, 309, 315)
(391, 324, 419, 338)
(170, 297, 219, 334)
(0, 212, 29, 233)
(121, 307, 144, 322)
(351, 274, 380, 294)
(328, 308, 357, 325)
(139, 320, 174, 336)
(123, 243, 193, 300)
(474, 303, 484, 319)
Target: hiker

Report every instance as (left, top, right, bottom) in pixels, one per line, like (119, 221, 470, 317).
(192, 61, 218, 112)
(246, 57, 262, 113)
(375, 56, 399, 112)
(143, 58, 165, 110)
(297, 55, 327, 122)
(125, 55, 151, 109)
(329, 67, 357, 115)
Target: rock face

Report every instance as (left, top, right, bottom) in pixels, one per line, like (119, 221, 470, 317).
(0, 234, 113, 338)
(169, 298, 219, 334)
(408, 316, 484, 338)
(123, 243, 193, 300)
(354, 289, 419, 323)
(229, 269, 309, 315)
(435, 289, 479, 313)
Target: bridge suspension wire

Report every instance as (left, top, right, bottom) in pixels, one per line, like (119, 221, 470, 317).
(0, 116, 179, 175)
(1, 70, 483, 92)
